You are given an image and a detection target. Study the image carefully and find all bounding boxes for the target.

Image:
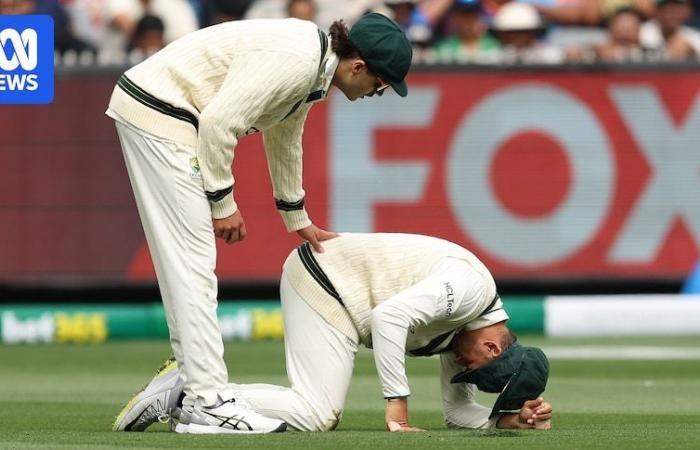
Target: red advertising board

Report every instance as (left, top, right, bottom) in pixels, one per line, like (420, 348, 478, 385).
(0, 70, 698, 283)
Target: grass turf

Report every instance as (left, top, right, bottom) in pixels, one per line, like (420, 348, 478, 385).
(1, 336, 699, 449)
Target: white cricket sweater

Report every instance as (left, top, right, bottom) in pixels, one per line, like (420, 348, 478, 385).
(284, 233, 500, 345)
(283, 233, 506, 404)
(106, 18, 337, 230)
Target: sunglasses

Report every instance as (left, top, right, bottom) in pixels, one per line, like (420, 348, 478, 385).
(376, 75, 390, 92)
(371, 73, 390, 97)
(366, 65, 390, 93)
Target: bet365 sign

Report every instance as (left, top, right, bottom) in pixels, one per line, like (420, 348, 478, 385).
(0, 15, 54, 104)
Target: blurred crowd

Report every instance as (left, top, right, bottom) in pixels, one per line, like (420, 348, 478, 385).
(3, 0, 700, 63)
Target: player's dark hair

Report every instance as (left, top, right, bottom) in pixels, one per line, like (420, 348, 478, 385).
(329, 20, 359, 59)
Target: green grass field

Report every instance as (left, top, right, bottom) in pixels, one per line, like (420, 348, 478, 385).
(2, 336, 699, 449)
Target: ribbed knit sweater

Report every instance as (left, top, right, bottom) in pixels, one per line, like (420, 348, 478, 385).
(284, 233, 505, 403)
(284, 233, 498, 346)
(106, 18, 336, 230)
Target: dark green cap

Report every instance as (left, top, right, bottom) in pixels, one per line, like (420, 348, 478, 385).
(348, 12, 412, 97)
(451, 342, 549, 418)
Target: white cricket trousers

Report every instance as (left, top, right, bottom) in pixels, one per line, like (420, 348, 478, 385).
(114, 119, 227, 407)
(231, 272, 359, 431)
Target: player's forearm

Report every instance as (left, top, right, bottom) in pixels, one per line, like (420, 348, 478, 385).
(199, 150, 237, 219)
(385, 397, 424, 432)
(371, 305, 412, 398)
(263, 107, 311, 231)
(199, 161, 237, 219)
(197, 110, 243, 219)
(385, 397, 409, 430)
(267, 153, 310, 231)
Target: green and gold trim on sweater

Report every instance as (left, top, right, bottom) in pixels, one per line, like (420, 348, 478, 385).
(117, 75, 199, 129)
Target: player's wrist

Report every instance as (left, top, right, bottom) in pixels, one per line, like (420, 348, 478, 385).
(385, 396, 409, 426)
(210, 194, 237, 219)
(280, 208, 310, 231)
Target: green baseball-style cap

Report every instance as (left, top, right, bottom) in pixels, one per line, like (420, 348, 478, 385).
(450, 342, 550, 418)
(348, 12, 413, 97)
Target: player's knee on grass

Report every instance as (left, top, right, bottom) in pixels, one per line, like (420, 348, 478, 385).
(306, 407, 342, 432)
(319, 413, 341, 432)
(287, 415, 339, 432)
(443, 409, 491, 429)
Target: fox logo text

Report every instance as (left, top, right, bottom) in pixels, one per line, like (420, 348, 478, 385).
(0, 15, 53, 104)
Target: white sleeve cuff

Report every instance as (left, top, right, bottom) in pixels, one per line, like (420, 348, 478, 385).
(210, 194, 238, 219)
(280, 208, 311, 231)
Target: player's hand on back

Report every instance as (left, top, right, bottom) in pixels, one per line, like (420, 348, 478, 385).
(213, 210, 247, 244)
(296, 224, 338, 253)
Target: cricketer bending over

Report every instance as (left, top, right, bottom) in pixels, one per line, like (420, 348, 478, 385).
(107, 12, 413, 435)
(115, 233, 552, 432)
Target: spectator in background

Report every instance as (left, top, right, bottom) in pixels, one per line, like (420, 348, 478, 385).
(208, 0, 254, 24)
(101, 0, 143, 53)
(434, 0, 501, 60)
(492, 2, 565, 62)
(640, 0, 700, 59)
(97, 0, 198, 54)
(536, 0, 654, 25)
(287, 0, 317, 21)
(63, 0, 109, 52)
(593, 7, 647, 60)
(128, 14, 166, 56)
(479, 0, 511, 19)
(385, 0, 455, 46)
(0, 0, 91, 53)
(243, 0, 290, 21)
(690, 0, 700, 27)
(187, 0, 210, 28)
(245, 0, 387, 31)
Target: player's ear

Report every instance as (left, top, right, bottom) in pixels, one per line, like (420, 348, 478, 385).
(485, 340, 502, 358)
(351, 58, 367, 75)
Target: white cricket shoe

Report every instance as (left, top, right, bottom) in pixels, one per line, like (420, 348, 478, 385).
(112, 357, 184, 431)
(175, 392, 287, 434)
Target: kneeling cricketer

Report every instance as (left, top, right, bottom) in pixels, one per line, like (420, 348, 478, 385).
(114, 233, 553, 433)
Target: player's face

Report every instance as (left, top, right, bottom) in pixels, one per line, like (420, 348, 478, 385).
(338, 60, 390, 101)
(454, 345, 493, 371)
(366, 69, 390, 98)
(453, 333, 499, 371)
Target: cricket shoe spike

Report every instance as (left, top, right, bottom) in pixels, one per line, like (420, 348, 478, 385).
(175, 391, 287, 434)
(112, 356, 185, 431)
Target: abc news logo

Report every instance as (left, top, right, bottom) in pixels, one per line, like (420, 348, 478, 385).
(0, 15, 54, 104)
(0, 28, 39, 90)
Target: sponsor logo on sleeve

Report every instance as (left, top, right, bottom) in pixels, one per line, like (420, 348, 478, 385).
(444, 282, 455, 318)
